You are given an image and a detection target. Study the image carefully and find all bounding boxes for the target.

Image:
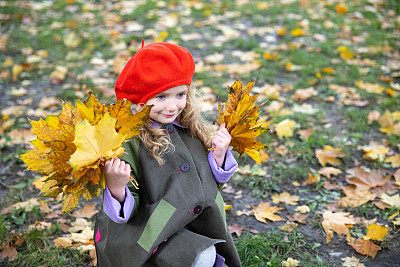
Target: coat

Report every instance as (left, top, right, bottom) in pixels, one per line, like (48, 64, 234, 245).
(94, 123, 241, 267)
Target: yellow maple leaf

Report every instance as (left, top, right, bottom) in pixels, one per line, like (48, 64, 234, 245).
(384, 155, 400, 168)
(322, 210, 355, 243)
(275, 119, 296, 138)
(359, 143, 389, 161)
(272, 192, 299, 205)
(315, 145, 345, 166)
(356, 80, 385, 95)
(363, 223, 389, 241)
(215, 78, 269, 164)
(252, 201, 283, 223)
(69, 113, 126, 170)
(318, 167, 342, 178)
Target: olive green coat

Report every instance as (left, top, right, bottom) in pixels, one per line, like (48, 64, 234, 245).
(94, 124, 241, 267)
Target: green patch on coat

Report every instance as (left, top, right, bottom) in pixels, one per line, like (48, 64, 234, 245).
(215, 190, 227, 229)
(137, 199, 176, 252)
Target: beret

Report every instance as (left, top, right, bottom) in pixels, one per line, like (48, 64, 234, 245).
(115, 41, 195, 104)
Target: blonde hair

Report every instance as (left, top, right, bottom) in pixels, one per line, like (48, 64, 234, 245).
(137, 85, 213, 165)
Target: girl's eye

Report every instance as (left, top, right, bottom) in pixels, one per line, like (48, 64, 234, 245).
(177, 93, 185, 98)
(156, 95, 165, 100)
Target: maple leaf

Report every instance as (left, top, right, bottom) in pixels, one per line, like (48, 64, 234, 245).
(345, 167, 390, 191)
(363, 223, 389, 241)
(347, 238, 381, 259)
(20, 93, 150, 212)
(342, 256, 365, 267)
(338, 186, 376, 208)
(359, 143, 389, 161)
(229, 224, 244, 237)
(271, 192, 299, 205)
(318, 167, 342, 179)
(215, 78, 269, 164)
(282, 257, 300, 267)
(252, 201, 283, 223)
(381, 193, 400, 209)
(322, 210, 355, 243)
(274, 119, 296, 138)
(384, 155, 400, 168)
(315, 145, 345, 166)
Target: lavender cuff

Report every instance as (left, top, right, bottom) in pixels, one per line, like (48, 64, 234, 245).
(103, 185, 134, 224)
(208, 149, 238, 184)
(215, 253, 225, 267)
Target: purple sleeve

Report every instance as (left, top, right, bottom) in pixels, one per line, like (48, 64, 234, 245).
(208, 149, 238, 183)
(103, 185, 134, 223)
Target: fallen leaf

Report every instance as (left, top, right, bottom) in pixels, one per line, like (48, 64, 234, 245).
(287, 212, 308, 224)
(295, 205, 310, 213)
(54, 237, 73, 248)
(359, 143, 389, 161)
(356, 80, 385, 95)
(272, 192, 299, 205)
(282, 257, 300, 267)
(319, 167, 342, 178)
(368, 111, 380, 124)
(73, 204, 98, 218)
(363, 223, 389, 241)
(335, 3, 349, 14)
(229, 224, 244, 237)
(279, 222, 298, 232)
(315, 146, 345, 166)
(345, 167, 390, 190)
(302, 172, 320, 185)
(338, 186, 376, 208)
(252, 202, 283, 223)
(381, 193, 400, 209)
(291, 87, 317, 102)
(0, 242, 18, 262)
(297, 128, 313, 140)
(342, 256, 365, 267)
(347, 238, 381, 259)
(322, 210, 355, 243)
(275, 119, 296, 138)
(384, 155, 400, 168)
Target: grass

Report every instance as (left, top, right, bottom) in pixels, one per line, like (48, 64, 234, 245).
(235, 231, 328, 266)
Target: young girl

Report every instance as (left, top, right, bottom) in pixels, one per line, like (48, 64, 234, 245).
(94, 41, 241, 267)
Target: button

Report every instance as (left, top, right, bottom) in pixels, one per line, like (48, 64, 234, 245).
(180, 163, 190, 172)
(194, 206, 202, 214)
(165, 124, 174, 133)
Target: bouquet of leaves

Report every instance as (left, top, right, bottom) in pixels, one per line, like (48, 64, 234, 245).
(215, 78, 269, 164)
(21, 93, 151, 212)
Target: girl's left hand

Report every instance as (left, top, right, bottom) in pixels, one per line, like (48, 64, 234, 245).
(212, 124, 232, 168)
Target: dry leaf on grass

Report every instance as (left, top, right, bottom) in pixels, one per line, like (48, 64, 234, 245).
(381, 193, 400, 209)
(338, 186, 377, 208)
(271, 192, 299, 205)
(252, 201, 283, 223)
(229, 224, 244, 237)
(347, 238, 381, 259)
(274, 119, 296, 138)
(322, 210, 355, 243)
(319, 167, 342, 178)
(315, 146, 345, 166)
(363, 223, 389, 241)
(345, 167, 390, 191)
(342, 256, 365, 267)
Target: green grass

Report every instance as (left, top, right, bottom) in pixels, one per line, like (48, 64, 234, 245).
(235, 231, 328, 266)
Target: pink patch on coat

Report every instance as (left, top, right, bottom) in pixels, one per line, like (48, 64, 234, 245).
(95, 228, 101, 242)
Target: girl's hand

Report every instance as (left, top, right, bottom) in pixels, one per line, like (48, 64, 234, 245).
(212, 124, 232, 168)
(104, 158, 131, 202)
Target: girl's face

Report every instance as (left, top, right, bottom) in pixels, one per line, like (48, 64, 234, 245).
(146, 85, 188, 124)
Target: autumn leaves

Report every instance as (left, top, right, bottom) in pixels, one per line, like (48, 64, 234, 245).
(21, 94, 150, 212)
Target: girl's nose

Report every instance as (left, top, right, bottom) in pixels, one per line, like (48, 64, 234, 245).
(166, 98, 177, 111)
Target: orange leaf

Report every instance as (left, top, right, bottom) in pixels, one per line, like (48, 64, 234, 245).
(347, 238, 381, 259)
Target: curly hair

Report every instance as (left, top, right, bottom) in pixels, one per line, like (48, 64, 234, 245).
(136, 85, 213, 165)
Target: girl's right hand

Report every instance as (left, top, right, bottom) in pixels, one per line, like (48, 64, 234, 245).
(104, 158, 131, 202)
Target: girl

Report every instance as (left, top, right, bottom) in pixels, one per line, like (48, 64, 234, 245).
(94, 41, 241, 267)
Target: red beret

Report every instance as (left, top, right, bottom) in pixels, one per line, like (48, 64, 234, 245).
(115, 42, 195, 104)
